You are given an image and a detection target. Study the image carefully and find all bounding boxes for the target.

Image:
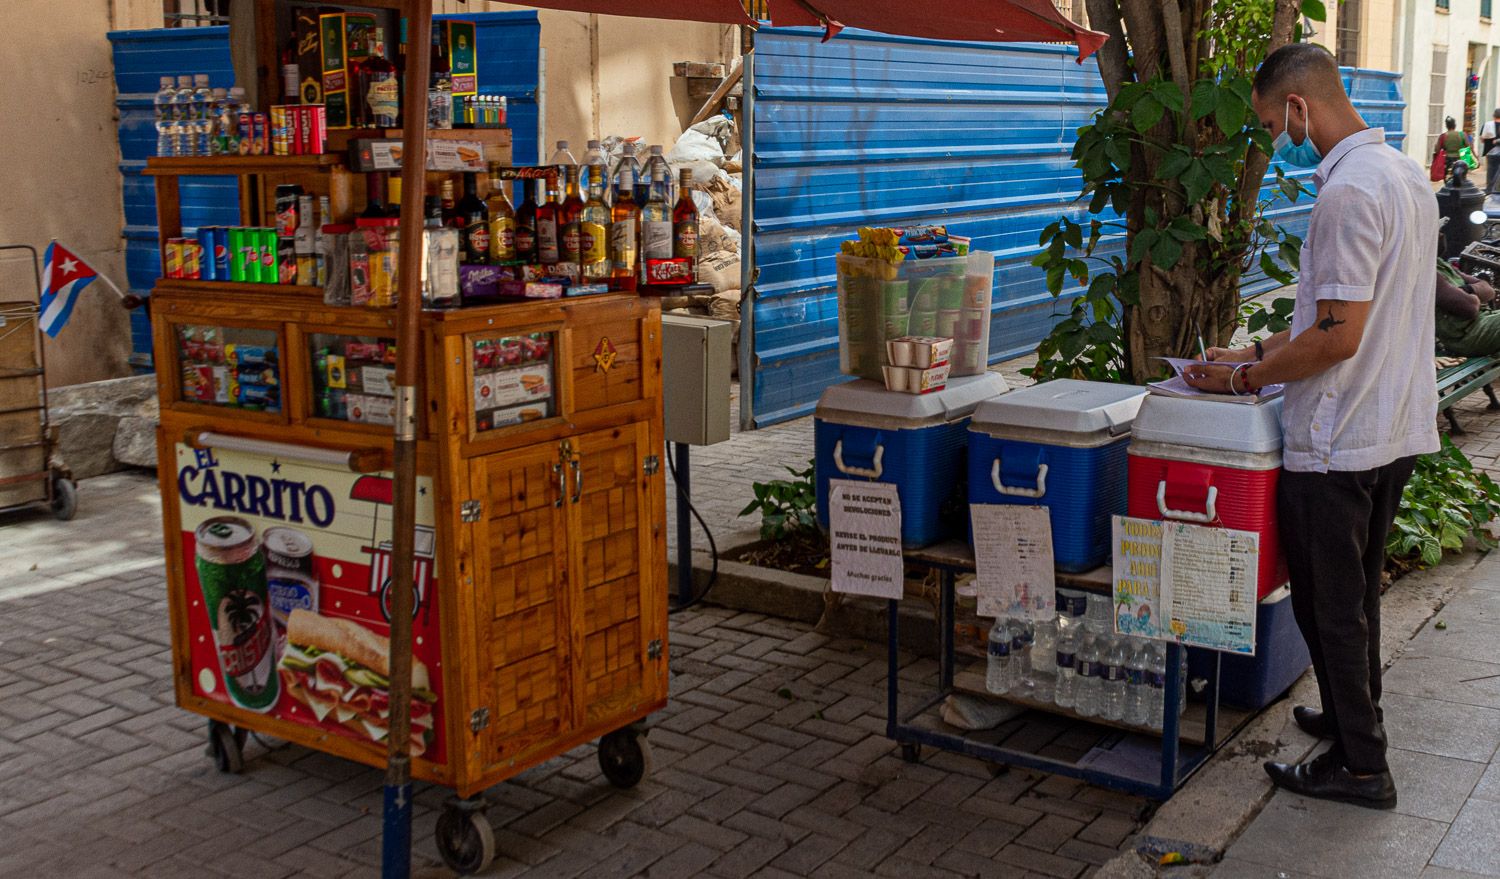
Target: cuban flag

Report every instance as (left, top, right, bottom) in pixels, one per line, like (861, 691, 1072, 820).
(39, 241, 122, 338)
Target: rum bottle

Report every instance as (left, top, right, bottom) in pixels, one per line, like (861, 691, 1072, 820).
(580, 167, 611, 280)
(610, 164, 641, 284)
(515, 180, 539, 264)
(558, 165, 585, 275)
(487, 164, 517, 264)
(536, 177, 561, 266)
(362, 28, 400, 129)
(456, 172, 490, 264)
(673, 168, 699, 280)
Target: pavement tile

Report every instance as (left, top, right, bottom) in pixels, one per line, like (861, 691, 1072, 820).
(1431, 799, 1500, 877)
(1226, 794, 1449, 879)
(1387, 747, 1487, 823)
(1382, 652, 1500, 711)
(1382, 693, 1500, 763)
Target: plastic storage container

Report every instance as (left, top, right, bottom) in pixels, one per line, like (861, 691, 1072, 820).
(816, 372, 1009, 549)
(1187, 586, 1310, 709)
(837, 251, 994, 381)
(967, 380, 1148, 571)
(1127, 395, 1288, 600)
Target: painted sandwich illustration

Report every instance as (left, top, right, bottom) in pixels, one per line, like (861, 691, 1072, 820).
(277, 609, 436, 757)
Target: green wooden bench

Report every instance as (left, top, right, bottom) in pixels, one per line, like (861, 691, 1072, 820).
(1437, 355, 1500, 433)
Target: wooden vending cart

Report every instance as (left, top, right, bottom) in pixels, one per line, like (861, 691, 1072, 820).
(146, 145, 668, 871)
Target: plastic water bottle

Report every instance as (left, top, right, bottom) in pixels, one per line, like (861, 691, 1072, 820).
(172, 75, 195, 156)
(154, 76, 176, 156)
(609, 142, 641, 206)
(582, 139, 607, 192)
(192, 74, 213, 156)
(1147, 642, 1167, 730)
(1074, 632, 1101, 717)
(1124, 640, 1150, 727)
(644, 145, 676, 206)
(1053, 597, 1082, 708)
(1010, 617, 1034, 692)
(1100, 635, 1128, 721)
(986, 620, 1013, 695)
(1030, 593, 1058, 698)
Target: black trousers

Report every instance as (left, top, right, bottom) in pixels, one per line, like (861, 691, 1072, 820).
(1277, 456, 1416, 774)
(1488, 153, 1500, 193)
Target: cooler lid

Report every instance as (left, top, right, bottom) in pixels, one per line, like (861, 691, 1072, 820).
(971, 379, 1147, 438)
(815, 372, 1010, 425)
(1130, 394, 1285, 453)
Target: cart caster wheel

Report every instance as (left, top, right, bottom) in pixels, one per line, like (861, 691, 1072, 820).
(207, 721, 244, 774)
(901, 743, 922, 764)
(50, 476, 76, 521)
(435, 807, 496, 876)
(598, 727, 653, 789)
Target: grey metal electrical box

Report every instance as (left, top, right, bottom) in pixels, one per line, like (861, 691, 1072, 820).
(661, 314, 733, 445)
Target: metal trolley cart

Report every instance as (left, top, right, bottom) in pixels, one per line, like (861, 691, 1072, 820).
(0, 244, 76, 521)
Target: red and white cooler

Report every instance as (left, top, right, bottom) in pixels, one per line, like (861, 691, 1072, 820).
(1127, 395, 1288, 600)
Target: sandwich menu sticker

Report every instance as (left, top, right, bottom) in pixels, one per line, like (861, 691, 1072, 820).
(173, 443, 446, 764)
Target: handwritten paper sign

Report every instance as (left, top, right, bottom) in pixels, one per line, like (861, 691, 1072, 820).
(970, 504, 1055, 621)
(1160, 522, 1259, 654)
(1112, 516, 1164, 639)
(829, 479, 905, 600)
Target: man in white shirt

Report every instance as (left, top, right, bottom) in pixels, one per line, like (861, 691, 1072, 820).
(1483, 109, 1500, 192)
(1186, 43, 1439, 810)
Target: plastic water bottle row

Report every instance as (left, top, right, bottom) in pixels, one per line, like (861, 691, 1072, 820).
(986, 589, 1186, 730)
(155, 74, 248, 158)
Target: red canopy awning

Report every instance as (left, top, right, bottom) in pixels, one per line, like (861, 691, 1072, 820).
(491, 0, 1107, 61)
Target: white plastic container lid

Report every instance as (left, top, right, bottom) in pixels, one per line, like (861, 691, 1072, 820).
(815, 372, 1010, 429)
(1130, 394, 1284, 453)
(971, 379, 1147, 445)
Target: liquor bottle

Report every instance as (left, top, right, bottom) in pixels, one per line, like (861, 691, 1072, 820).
(487, 164, 518, 264)
(642, 159, 673, 264)
(423, 195, 460, 309)
(558, 165, 585, 272)
(672, 169, 699, 276)
(514, 180, 539, 264)
(536, 177, 561, 265)
(456, 172, 490, 264)
(282, 35, 299, 103)
(363, 28, 400, 129)
(361, 172, 392, 220)
(579, 166, 611, 280)
(440, 178, 458, 226)
(609, 163, 641, 284)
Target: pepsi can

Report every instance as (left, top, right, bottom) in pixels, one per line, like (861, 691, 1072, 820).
(197, 226, 222, 281)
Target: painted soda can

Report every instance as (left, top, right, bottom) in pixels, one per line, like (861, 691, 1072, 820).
(194, 517, 279, 713)
(182, 240, 202, 280)
(164, 239, 184, 279)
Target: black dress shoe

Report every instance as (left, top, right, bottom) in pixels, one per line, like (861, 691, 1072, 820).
(1293, 705, 1331, 738)
(1264, 753, 1397, 810)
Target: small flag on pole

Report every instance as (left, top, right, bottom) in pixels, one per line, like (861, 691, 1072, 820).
(38, 241, 124, 338)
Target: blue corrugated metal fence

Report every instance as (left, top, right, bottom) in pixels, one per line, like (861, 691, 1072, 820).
(746, 27, 1406, 427)
(108, 13, 541, 370)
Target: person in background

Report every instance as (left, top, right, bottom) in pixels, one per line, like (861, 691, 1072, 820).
(1185, 42, 1439, 811)
(1486, 109, 1500, 193)
(1435, 257, 1500, 356)
(1440, 116, 1474, 180)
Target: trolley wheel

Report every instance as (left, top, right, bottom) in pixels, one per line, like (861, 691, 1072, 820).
(50, 476, 76, 521)
(435, 807, 496, 876)
(901, 742, 922, 764)
(207, 720, 244, 774)
(597, 727, 653, 789)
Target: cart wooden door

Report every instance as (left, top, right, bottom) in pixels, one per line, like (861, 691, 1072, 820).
(467, 439, 574, 767)
(566, 421, 667, 727)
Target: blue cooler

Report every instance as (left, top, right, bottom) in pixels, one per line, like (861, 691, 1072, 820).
(815, 373, 1009, 549)
(967, 379, 1148, 571)
(1188, 586, 1311, 709)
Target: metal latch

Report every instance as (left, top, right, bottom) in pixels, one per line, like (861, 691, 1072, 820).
(647, 639, 663, 660)
(644, 455, 661, 476)
(460, 500, 483, 523)
(469, 708, 490, 733)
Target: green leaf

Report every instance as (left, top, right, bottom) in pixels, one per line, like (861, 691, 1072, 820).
(1063, 222, 1084, 249)
(1190, 81, 1220, 120)
(1133, 95, 1166, 132)
(1301, 0, 1327, 21)
(1216, 98, 1247, 137)
(1157, 149, 1195, 180)
(1105, 137, 1132, 174)
(1153, 81, 1185, 114)
(1181, 160, 1215, 205)
(1151, 234, 1184, 269)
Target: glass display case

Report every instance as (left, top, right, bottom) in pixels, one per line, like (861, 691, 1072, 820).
(176, 324, 282, 412)
(471, 332, 556, 432)
(308, 333, 398, 425)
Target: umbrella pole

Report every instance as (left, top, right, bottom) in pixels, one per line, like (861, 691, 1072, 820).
(382, 1, 433, 877)
(737, 24, 756, 431)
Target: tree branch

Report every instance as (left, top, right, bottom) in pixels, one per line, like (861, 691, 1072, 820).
(1119, 0, 1168, 83)
(1083, 0, 1132, 101)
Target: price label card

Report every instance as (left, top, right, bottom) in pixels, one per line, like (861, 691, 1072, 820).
(1112, 515, 1164, 639)
(971, 504, 1054, 620)
(1160, 522, 1259, 655)
(829, 479, 905, 600)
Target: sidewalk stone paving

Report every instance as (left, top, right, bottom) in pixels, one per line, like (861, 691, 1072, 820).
(0, 471, 1146, 878)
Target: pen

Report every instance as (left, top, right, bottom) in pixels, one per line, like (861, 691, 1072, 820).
(1197, 326, 1208, 362)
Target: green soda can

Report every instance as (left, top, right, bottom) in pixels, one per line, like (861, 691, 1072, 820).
(256, 228, 278, 284)
(228, 228, 250, 282)
(194, 517, 279, 713)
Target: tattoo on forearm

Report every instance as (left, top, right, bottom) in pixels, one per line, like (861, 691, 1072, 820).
(1317, 303, 1346, 332)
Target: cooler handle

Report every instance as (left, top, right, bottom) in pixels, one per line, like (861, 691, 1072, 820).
(991, 458, 1048, 499)
(1156, 481, 1218, 523)
(833, 440, 884, 479)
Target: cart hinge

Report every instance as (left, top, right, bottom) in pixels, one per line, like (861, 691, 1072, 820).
(460, 500, 483, 523)
(643, 455, 661, 476)
(647, 639, 663, 660)
(469, 707, 490, 733)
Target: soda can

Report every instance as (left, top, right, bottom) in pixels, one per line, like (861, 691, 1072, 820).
(237, 112, 253, 156)
(182, 241, 202, 280)
(256, 228, 278, 284)
(227, 228, 247, 282)
(164, 239, 184, 279)
(270, 105, 288, 156)
(252, 113, 268, 156)
(197, 227, 220, 281)
(213, 228, 231, 279)
(278, 237, 298, 285)
(369, 248, 398, 307)
(194, 517, 279, 712)
(308, 105, 327, 155)
(289, 106, 305, 156)
(274, 185, 302, 238)
(296, 255, 317, 286)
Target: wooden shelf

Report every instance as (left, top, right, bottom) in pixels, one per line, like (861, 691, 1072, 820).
(144, 154, 345, 176)
(153, 278, 325, 299)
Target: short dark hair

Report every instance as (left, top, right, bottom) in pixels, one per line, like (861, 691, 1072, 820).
(1493, 108, 1500, 117)
(1253, 43, 1341, 103)
(1447, 116, 1457, 129)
